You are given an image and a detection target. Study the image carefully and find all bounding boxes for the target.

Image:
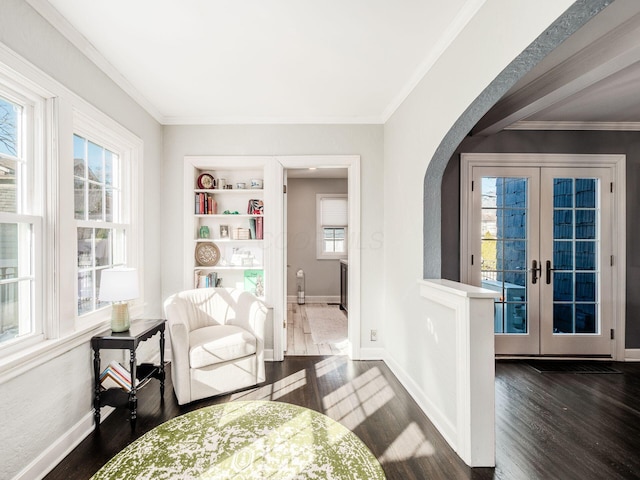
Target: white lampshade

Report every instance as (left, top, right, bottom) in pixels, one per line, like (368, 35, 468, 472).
(99, 268, 139, 333)
(99, 268, 139, 302)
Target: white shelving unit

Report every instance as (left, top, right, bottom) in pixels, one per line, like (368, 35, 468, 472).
(184, 157, 270, 298)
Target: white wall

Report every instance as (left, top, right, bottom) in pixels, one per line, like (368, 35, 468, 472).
(0, 1, 163, 479)
(162, 125, 384, 351)
(383, 0, 575, 412)
(287, 177, 348, 298)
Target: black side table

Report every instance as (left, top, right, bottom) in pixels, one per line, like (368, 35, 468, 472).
(91, 319, 166, 429)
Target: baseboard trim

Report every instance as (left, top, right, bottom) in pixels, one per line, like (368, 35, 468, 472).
(286, 295, 340, 304)
(14, 406, 114, 480)
(625, 349, 640, 361)
(383, 353, 458, 453)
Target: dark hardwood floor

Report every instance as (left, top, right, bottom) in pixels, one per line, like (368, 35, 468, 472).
(45, 358, 640, 480)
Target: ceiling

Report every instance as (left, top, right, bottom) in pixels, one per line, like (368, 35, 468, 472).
(28, 0, 485, 125)
(475, 0, 640, 134)
(26, 1, 640, 132)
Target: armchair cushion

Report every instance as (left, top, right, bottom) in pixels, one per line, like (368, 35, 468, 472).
(189, 325, 257, 369)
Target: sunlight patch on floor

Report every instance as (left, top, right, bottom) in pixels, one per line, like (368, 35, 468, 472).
(230, 369, 307, 401)
(379, 421, 436, 464)
(314, 356, 348, 378)
(322, 367, 395, 430)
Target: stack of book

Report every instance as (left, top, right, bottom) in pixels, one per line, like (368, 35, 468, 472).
(100, 360, 139, 392)
(194, 193, 217, 214)
(232, 227, 251, 240)
(195, 270, 219, 288)
(249, 217, 263, 239)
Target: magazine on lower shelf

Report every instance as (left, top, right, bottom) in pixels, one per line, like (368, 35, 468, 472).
(100, 360, 139, 392)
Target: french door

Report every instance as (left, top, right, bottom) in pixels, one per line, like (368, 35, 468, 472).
(467, 164, 614, 356)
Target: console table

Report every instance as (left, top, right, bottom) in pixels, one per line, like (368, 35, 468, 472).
(91, 318, 166, 429)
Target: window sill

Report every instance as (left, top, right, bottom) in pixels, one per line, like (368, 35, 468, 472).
(0, 304, 146, 385)
(316, 255, 348, 261)
(0, 320, 111, 385)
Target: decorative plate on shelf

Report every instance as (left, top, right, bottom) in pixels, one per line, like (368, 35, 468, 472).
(195, 242, 220, 266)
(197, 173, 215, 189)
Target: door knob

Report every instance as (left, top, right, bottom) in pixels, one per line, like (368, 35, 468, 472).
(545, 260, 555, 285)
(531, 260, 541, 284)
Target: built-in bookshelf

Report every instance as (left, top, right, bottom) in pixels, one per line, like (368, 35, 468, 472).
(185, 157, 268, 299)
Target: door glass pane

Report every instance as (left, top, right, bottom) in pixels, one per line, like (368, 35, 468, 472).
(575, 179, 596, 208)
(553, 304, 574, 333)
(481, 177, 529, 335)
(576, 304, 596, 333)
(576, 210, 595, 239)
(552, 178, 599, 334)
(553, 272, 573, 302)
(553, 241, 573, 270)
(576, 241, 595, 270)
(553, 178, 573, 207)
(553, 210, 573, 239)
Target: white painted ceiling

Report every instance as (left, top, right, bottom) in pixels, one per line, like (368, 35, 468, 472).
(32, 0, 484, 125)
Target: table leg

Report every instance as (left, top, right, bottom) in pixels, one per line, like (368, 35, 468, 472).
(129, 348, 137, 429)
(160, 329, 166, 398)
(93, 348, 101, 429)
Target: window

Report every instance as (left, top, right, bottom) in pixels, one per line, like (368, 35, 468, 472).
(0, 50, 142, 371)
(316, 194, 347, 259)
(0, 88, 43, 349)
(74, 132, 130, 317)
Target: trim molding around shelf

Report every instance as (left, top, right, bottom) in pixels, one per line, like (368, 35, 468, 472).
(195, 214, 263, 218)
(195, 239, 264, 243)
(194, 265, 265, 271)
(194, 189, 264, 194)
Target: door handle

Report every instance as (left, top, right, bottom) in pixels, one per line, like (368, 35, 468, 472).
(546, 260, 554, 285)
(531, 260, 541, 284)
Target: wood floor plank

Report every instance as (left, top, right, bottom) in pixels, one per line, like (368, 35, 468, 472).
(287, 302, 348, 356)
(44, 359, 640, 480)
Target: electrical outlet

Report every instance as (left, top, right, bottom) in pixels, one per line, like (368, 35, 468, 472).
(370, 329, 378, 341)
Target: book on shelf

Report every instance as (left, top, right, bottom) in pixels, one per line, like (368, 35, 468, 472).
(232, 227, 251, 240)
(248, 217, 263, 240)
(256, 216, 263, 240)
(195, 269, 219, 288)
(194, 193, 217, 214)
(100, 360, 139, 392)
(244, 269, 264, 297)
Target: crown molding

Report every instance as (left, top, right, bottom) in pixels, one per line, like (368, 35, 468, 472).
(381, 0, 487, 123)
(162, 115, 385, 126)
(25, 0, 165, 124)
(506, 120, 640, 131)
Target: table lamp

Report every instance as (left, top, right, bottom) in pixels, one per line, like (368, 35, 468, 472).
(99, 267, 139, 332)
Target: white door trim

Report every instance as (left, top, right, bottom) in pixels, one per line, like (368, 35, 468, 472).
(274, 155, 361, 361)
(460, 153, 626, 361)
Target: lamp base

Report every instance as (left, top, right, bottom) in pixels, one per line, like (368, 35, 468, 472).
(111, 303, 130, 332)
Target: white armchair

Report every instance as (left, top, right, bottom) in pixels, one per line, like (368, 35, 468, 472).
(163, 288, 268, 405)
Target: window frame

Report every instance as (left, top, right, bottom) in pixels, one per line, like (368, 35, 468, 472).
(0, 76, 46, 357)
(316, 193, 348, 260)
(72, 109, 143, 326)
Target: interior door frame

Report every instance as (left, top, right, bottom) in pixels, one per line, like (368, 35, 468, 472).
(460, 153, 626, 360)
(272, 155, 361, 361)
